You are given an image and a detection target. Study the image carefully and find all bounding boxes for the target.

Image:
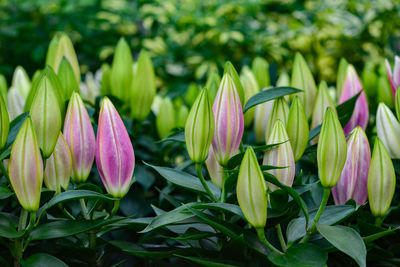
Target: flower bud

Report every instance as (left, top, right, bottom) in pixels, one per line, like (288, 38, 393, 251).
(100, 63, 111, 95)
(317, 108, 347, 188)
(205, 70, 221, 103)
(311, 81, 337, 130)
(337, 58, 349, 97)
(264, 97, 289, 142)
(240, 67, 260, 127)
(57, 57, 80, 100)
(376, 103, 400, 158)
(251, 57, 270, 89)
(0, 93, 9, 150)
(205, 146, 223, 188)
(44, 133, 72, 194)
(291, 53, 317, 118)
(338, 65, 369, 135)
(253, 91, 274, 142)
(385, 56, 400, 98)
(224, 62, 245, 107)
(287, 96, 309, 161)
(212, 74, 244, 166)
(236, 147, 268, 228)
(377, 74, 395, 109)
(30, 75, 62, 158)
(185, 83, 200, 107)
(263, 120, 295, 191)
(63, 92, 95, 183)
(276, 71, 290, 87)
(156, 97, 175, 139)
(7, 88, 24, 120)
(395, 88, 400, 120)
(362, 62, 378, 99)
(332, 127, 371, 205)
(46, 33, 80, 84)
(110, 38, 133, 100)
(9, 118, 43, 211)
(11, 66, 31, 99)
(176, 105, 189, 128)
(368, 138, 396, 218)
(0, 74, 7, 103)
(80, 72, 101, 105)
(96, 98, 135, 198)
(185, 89, 214, 163)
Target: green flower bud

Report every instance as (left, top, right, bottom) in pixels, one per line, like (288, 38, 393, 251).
(57, 57, 80, 100)
(265, 97, 289, 142)
(237, 147, 268, 228)
(224, 61, 245, 107)
(336, 57, 348, 97)
(46, 32, 80, 84)
(368, 138, 396, 218)
(0, 92, 9, 150)
(131, 50, 156, 120)
(240, 67, 260, 127)
(156, 97, 175, 139)
(0, 74, 7, 103)
(11, 66, 31, 99)
(110, 38, 133, 100)
(100, 63, 111, 95)
(176, 105, 189, 128)
(396, 89, 400, 121)
(276, 71, 290, 87)
(287, 96, 309, 161)
(185, 89, 214, 163)
(205, 70, 221, 103)
(291, 53, 317, 118)
(317, 108, 347, 188)
(377, 75, 394, 109)
(251, 57, 270, 89)
(361, 62, 377, 99)
(185, 83, 200, 107)
(30, 75, 62, 158)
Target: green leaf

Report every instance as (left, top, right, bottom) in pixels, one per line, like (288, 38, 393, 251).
(191, 203, 245, 219)
(176, 255, 238, 267)
(22, 253, 68, 267)
(363, 226, 400, 244)
(0, 185, 13, 199)
(287, 205, 356, 244)
(6, 112, 29, 147)
(243, 87, 302, 113)
(316, 224, 366, 267)
(267, 243, 327, 267)
(145, 163, 220, 199)
(156, 130, 185, 143)
(0, 147, 11, 160)
(336, 91, 361, 126)
(0, 213, 24, 238)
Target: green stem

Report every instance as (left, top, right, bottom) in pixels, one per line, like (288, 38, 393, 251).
(275, 224, 287, 252)
(220, 168, 229, 203)
(375, 217, 384, 227)
(300, 188, 330, 243)
(80, 199, 90, 220)
(14, 209, 28, 267)
(256, 228, 283, 255)
(110, 200, 120, 218)
(89, 232, 97, 249)
(58, 203, 76, 220)
(195, 163, 216, 202)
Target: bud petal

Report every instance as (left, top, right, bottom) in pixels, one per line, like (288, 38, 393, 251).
(286, 96, 309, 161)
(205, 146, 224, 188)
(385, 56, 400, 98)
(251, 57, 270, 88)
(317, 108, 347, 188)
(44, 133, 72, 194)
(156, 97, 175, 139)
(311, 81, 337, 129)
(96, 98, 135, 198)
(237, 147, 268, 228)
(253, 92, 274, 142)
(291, 53, 317, 118)
(212, 74, 244, 166)
(223, 62, 245, 107)
(263, 120, 295, 191)
(0, 93, 9, 150)
(9, 118, 43, 211)
(395, 89, 400, 120)
(339, 65, 369, 135)
(7, 88, 25, 120)
(110, 38, 133, 100)
(185, 89, 214, 163)
(240, 67, 260, 127)
(63, 92, 95, 183)
(131, 50, 156, 120)
(336, 58, 349, 97)
(58, 57, 80, 100)
(368, 138, 396, 217)
(264, 97, 289, 142)
(332, 127, 371, 205)
(11, 66, 31, 99)
(376, 103, 400, 158)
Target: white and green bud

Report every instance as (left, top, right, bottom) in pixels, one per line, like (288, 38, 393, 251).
(287, 96, 309, 161)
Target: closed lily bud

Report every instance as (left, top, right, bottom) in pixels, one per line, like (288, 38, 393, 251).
(385, 56, 400, 98)
(185, 89, 214, 163)
(176, 105, 189, 128)
(96, 98, 135, 198)
(336, 58, 349, 97)
(276, 71, 290, 87)
(46, 33, 80, 84)
(332, 127, 371, 205)
(130, 50, 156, 120)
(376, 103, 400, 158)
(0, 93, 9, 150)
(30, 75, 62, 158)
(362, 62, 378, 99)
(339, 65, 369, 135)
(80, 72, 101, 105)
(240, 67, 260, 127)
(7, 88, 25, 120)
(64, 92, 95, 183)
(44, 133, 72, 194)
(291, 53, 317, 118)
(205, 146, 223, 188)
(264, 97, 289, 141)
(237, 147, 268, 228)
(254, 90, 274, 142)
(57, 57, 80, 100)
(156, 97, 175, 139)
(11, 66, 31, 100)
(263, 120, 295, 191)
(185, 83, 200, 107)
(9, 118, 43, 211)
(368, 138, 396, 218)
(205, 70, 221, 103)
(396, 89, 400, 120)
(212, 74, 244, 166)
(224, 62, 245, 107)
(0, 74, 7, 103)
(110, 38, 133, 100)
(311, 81, 337, 130)
(317, 108, 347, 188)
(100, 63, 111, 95)
(287, 96, 309, 161)
(377, 74, 395, 109)
(251, 57, 270, 88)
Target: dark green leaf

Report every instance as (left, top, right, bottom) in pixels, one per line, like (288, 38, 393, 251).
(6, 112, 29, 147)
(176, 255, 239, 267)
(336, 91, 362, 126)
(243, 87, 302, 112)
(192, 203, 245, 219)
(22, 253, 68, 267)
(363, 226, 400, 244)
(0, 147, 11, 160)
(267, 243, 327, 267)
(0, 213, 24, 238)
(0, 185, 13, 199)
(308, 125, 321, 142)
(156, 130, 185, 143)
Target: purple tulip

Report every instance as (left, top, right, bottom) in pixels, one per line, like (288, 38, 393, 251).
(338, 65, 369, 135)
(332, 127, 371, 205)
(63, 92, 95, 183)
(212, 74, 244, 166)
(96, 97, 135, 198)
(385, 56, 400, 98)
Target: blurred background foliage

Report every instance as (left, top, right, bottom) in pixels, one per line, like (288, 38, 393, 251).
(1, 0, 400, 95)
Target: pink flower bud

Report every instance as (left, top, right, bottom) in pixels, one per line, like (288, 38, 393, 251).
(385, 56, 400, 98)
